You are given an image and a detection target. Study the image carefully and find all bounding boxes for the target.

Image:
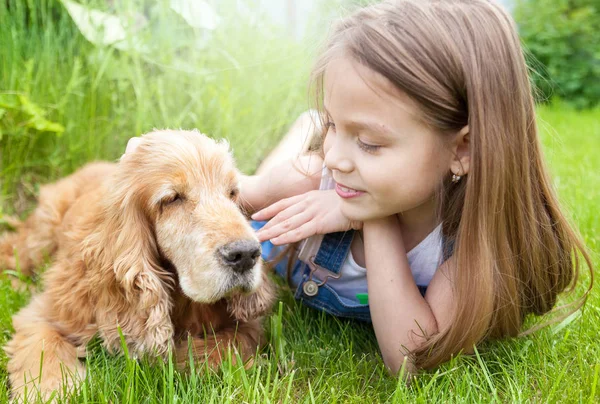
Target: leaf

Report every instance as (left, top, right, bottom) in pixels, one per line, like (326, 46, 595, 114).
(18, 94, 46, 118)
(61, 0, 127, 45)
(60, 0, 146, 51)
(17, 94, 65, 134)
(170, 0, 220, 30)
(25, 116, 65, 134)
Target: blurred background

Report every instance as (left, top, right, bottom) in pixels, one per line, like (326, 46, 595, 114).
(0, 0, 598, 216)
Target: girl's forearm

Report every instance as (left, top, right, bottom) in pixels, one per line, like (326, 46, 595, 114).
(240, 154, 323, 215)
(363, 216, 438, 374)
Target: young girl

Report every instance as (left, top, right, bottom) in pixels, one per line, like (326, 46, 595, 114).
(239, 0, 594, 374)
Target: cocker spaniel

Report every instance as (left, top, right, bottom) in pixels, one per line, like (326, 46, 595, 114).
(0, 130, 275, 400)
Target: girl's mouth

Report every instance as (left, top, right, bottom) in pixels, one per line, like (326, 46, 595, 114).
(335, 183, 365, 199)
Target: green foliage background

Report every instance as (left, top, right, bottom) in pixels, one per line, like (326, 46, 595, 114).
(0, 0, 313, 213)
(515, 0, 600, 108)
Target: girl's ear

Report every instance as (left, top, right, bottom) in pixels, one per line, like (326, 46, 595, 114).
(450, 125, 470, 177)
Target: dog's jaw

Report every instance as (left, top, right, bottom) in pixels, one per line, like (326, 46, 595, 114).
(177, 261, 263, 304)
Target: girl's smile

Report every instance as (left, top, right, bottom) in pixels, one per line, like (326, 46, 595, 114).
(335, 182, 365, 198)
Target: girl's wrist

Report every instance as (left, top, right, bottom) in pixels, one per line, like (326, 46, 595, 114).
(363, 215, 406, 258)
(363, 215, 400, 233)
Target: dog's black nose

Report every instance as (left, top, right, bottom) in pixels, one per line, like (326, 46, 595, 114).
(218, 240, 261, 273)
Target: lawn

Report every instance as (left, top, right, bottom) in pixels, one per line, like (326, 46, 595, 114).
(1, 1, 599, 402)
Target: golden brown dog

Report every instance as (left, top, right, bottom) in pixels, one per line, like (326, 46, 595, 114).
(0, 130, 275, 401)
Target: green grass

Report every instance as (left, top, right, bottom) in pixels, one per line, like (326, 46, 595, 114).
(1, 1, 599, 403)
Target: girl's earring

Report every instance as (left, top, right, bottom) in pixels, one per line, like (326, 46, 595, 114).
(452, 173, 462, 183)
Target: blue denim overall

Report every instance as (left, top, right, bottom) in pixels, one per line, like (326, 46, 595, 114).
(251, 221, 449, 323)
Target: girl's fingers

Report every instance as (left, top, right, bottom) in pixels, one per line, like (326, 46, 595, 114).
(251, 194, 305, 221)
(256, 211, 313, 242)
(271, 220, 317, 245)
(258, 199, 309, 233)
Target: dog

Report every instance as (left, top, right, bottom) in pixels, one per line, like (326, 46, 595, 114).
(0, 130, 276, 400)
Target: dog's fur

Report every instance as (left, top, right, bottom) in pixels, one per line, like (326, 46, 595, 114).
(0, 130, 275, 400)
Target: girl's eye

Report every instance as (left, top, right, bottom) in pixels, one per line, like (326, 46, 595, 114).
(325, 120, 336, 132)
(357, 138, 381, 153)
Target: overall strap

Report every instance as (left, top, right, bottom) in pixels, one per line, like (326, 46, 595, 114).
(313, 230, 355, 274)
(297, 230, 355, 275)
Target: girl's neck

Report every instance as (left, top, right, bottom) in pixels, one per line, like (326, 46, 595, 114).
(351, 199, 440, 268)
(396, 197, 440, 252)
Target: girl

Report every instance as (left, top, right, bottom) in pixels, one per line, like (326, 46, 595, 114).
(239, 0, 594, 374)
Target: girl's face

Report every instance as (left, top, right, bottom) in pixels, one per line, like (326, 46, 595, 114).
(323, 56, 454, 225)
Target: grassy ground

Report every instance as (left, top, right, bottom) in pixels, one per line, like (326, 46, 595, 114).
(1, 1, 599, 403)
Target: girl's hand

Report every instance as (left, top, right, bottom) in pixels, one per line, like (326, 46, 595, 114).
(252, 189, 362, 245)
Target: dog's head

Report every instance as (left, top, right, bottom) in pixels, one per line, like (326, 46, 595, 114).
(104, 130, 269, 310)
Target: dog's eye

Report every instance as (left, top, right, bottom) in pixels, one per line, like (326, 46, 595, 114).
(229, 188, 239, 200)
(163, 193, 183, 206)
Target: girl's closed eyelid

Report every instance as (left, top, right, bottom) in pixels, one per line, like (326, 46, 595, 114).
(326, 119, 380, 153)
(357, 138, 381, 153)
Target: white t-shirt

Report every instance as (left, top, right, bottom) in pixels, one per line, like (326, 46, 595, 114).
(299, 166, 443, 303)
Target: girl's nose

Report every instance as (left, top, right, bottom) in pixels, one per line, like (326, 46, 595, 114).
(324, 136, 354, 173)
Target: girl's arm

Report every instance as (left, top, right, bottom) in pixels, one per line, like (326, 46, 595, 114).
(363, 215, 457, 374)
(240, 154, 323, 216)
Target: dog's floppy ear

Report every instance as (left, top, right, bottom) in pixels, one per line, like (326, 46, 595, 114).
(227, 266, 277, 322)
(84, 163, 175, 354)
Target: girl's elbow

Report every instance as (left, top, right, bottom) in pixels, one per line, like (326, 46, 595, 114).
(383, 356, 402, 376)
(383, 354, 416, 378)
(380, 321, 438, 377)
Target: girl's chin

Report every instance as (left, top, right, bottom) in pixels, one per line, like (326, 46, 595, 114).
(340, 204, 384, 223)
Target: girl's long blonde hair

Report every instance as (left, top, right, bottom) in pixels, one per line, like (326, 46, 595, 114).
(310, 0, 594, 369)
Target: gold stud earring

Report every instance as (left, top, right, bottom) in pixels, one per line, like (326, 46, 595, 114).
(452, 173, 462, 183)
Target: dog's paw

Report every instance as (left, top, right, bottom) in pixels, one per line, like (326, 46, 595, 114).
(144, 320, 174, 356)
